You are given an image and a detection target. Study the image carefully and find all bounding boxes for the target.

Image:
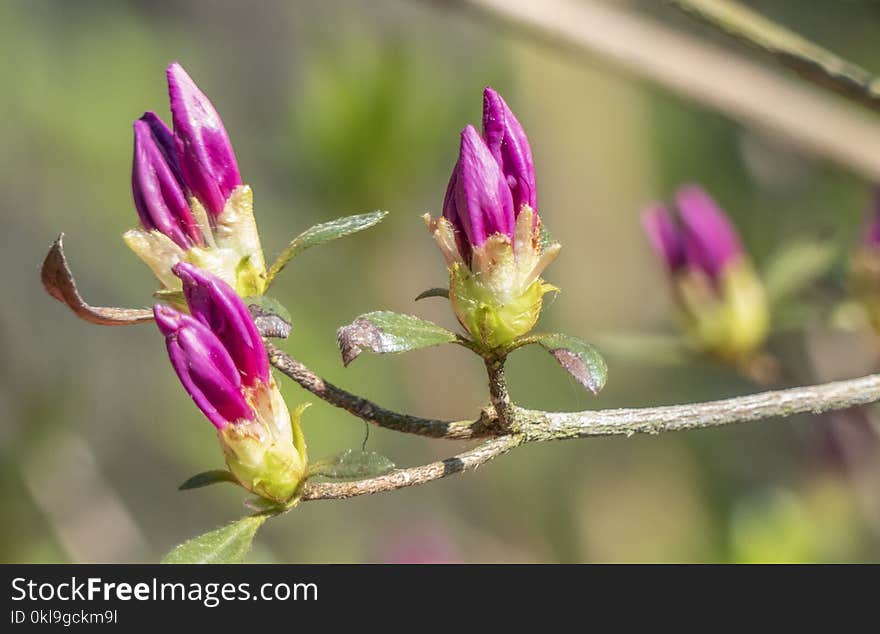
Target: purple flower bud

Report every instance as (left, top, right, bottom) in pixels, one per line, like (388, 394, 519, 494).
(482, 87, 536, 217)
(167, 62, 242, 217)
(132, 112, 201, 248)
(154, 304, 254, 429)
(172, 263, 269, 387)
(641, 204, 686, 271)
(444, 125, 515, 250)
(676, 185, 743, 280)
(642, 185, 744, 282)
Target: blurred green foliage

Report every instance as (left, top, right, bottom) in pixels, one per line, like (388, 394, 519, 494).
(2, 0, 880, 563)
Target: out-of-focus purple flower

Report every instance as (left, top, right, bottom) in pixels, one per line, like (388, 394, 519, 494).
(677, 185, 743, 280)
(132, 112, 201, 249)
(642, 185, 743, 281)
(482, 87, 536, 216)
(443, 125, 515, 251)
(154, 304, 254, 429)
(642, 204, 686, 272)
(167, 62, 242, 217)
(173, 262, 268, 387)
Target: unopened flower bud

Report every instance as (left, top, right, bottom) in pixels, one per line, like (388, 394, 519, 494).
(124, 63, 266, 297)
(482, 87, 536, 218)
(131, 113, 201, 250)
(642, 185, 768, 364)
(167, 62, 242, 217)
(428, 88, 559, 350)
(155, 265, 306, 503)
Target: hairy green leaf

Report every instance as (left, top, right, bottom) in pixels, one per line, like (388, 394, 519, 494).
(161, 515, 267, 564)
(178, 470, 238, 491)
(308, 449, 396, 480)
(266, 210, 388, 286)
(336, 311, 458, 366)
(533, 333, 608, 394)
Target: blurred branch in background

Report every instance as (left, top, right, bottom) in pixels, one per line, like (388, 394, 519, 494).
(430, 0, 880, 179)
(672, 0, 880, 112)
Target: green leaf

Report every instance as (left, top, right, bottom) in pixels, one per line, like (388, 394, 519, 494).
(245, 295, 293, 339)
(266, 210, 388, 286)
(763, 240, 836, 304)
(414, 287, 449, 301)
(531, 333, 608, 394)
(178, 470, 238, 491)
(308, 449, 396, 480)
(161, 515, 267, 564)
(336, 311, 459, 366)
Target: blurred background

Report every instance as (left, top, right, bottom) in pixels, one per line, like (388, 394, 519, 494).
(2, 0, 880, 563)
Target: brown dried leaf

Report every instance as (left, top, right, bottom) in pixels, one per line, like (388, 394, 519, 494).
(41, 234, 153, 326)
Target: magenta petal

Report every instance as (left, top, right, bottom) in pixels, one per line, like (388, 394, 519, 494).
(154, 305, 253, 428)
(139, 112, 184, 184)
(167, 62, 242, 217)
(482, 87, 537, 218)
(132, 115, 201, 248)
(442, 160, 472, 263)
(676, 185, 743, 279)
(173, 263, 269, 386)
(642, 204, 686, 272)
(454, 125, 515, 247)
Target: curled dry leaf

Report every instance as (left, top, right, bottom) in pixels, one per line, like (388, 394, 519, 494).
(41, 234, 154, 325)
(246, 296, 293, 339)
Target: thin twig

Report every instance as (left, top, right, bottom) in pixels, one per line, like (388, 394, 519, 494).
(516, 373, 880, 441)
(672, 0, 880, 112)
(263, 342, 880, 501)
(300, 435, 523, 500)
(429, 0, 880, 180)
(296, 367, 880, 501)
(266, 341, 497, 440)
(485, 356, 514, 428)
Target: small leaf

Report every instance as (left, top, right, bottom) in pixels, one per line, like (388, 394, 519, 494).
(41, 234, 154, 325)
(161, 515, 267, 564)
(414, 287, 450, 301)
(266, 210, 388, 287)
(336, 311, 459, 366)
(246, 295, 293, 339)
(178, 470, 238, 491)
(533, 333, 608, 394)
(308, 449, 396, 480)
(763, 240, 836, 304)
